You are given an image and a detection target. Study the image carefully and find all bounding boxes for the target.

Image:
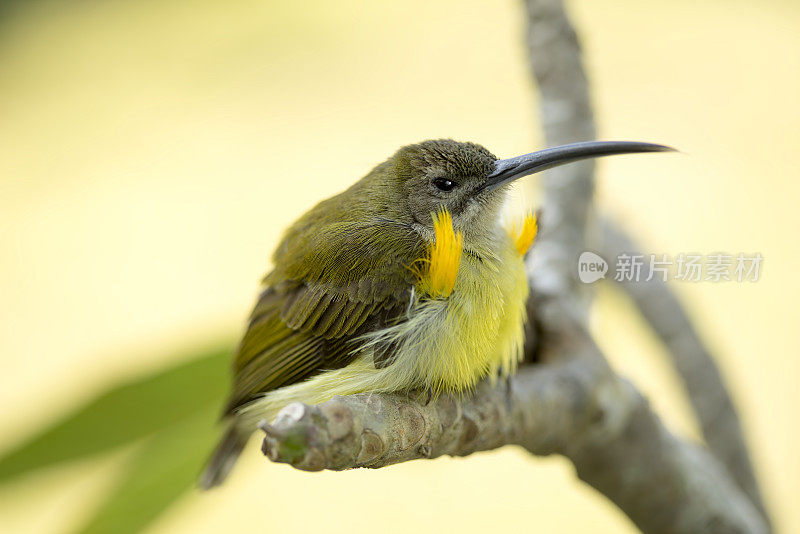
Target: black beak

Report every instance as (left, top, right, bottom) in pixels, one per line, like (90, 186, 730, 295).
(481, 140, 675, 192)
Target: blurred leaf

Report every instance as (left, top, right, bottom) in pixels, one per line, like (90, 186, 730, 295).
(74, 406, 220, 534)
(0, 346, 231, 481)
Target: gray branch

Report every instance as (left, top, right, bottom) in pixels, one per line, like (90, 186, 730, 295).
(524, 0, 597, 313)
(599, 219, 769, 522)
(260, 327, 766, 534)
(521, 0, 769, 528)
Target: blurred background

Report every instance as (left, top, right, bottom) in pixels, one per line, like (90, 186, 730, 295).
(1, 0, 798, 532)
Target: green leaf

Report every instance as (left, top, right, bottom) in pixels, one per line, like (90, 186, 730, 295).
(74, 407, 220, 534)
(0, 346, 231, 481)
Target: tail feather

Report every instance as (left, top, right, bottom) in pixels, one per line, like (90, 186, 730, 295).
(198, 425, 250, 490)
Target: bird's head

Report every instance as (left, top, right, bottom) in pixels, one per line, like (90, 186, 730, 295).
(389, 138, 672, 240)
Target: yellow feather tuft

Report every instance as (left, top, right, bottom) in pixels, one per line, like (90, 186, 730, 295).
(509, 212, 538, 256)
(412, 207, 463, 299)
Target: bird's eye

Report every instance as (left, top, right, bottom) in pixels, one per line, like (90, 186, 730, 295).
(433, 178, 457, 192)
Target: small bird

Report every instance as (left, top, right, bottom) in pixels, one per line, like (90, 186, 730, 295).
(199, 139, 671, 488)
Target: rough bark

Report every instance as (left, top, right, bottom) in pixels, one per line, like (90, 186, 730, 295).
(260, 328, 766, 533)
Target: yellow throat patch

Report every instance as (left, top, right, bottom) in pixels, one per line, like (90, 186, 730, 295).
(412, 209, 538, 299)
(508, 211, 538, 256)
(413, 208, 463, 299)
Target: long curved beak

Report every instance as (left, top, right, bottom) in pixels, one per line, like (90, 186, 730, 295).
(481, 140, 675, 192)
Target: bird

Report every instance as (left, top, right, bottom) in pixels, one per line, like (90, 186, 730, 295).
(198, 138, 672, 488)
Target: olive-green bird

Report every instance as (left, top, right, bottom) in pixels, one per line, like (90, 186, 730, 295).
(199, 139, 671, 488)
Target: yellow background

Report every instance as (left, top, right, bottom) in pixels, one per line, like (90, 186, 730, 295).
(1, 0, 797, 532)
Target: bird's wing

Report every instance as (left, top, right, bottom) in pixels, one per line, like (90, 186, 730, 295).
(224, 218, 422, 415)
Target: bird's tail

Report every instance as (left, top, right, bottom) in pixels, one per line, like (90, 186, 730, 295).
(198, 424, 250, 490)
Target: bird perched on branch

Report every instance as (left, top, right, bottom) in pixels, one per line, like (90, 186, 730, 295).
(199, 138, 672, 488)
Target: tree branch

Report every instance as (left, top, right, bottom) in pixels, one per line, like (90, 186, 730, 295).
(260, 327, 767, 534)
(523, 0, 596, 312)
(521, 0, 769, 527)
(599, 218, 769, 522)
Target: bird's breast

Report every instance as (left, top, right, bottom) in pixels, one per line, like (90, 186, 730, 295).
(360, 235, 530, 393)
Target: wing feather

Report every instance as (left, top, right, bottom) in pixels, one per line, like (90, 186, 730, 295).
(223, 213, 423, 415)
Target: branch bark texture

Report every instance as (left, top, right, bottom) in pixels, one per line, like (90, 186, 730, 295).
(261, 331, 766, 533)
